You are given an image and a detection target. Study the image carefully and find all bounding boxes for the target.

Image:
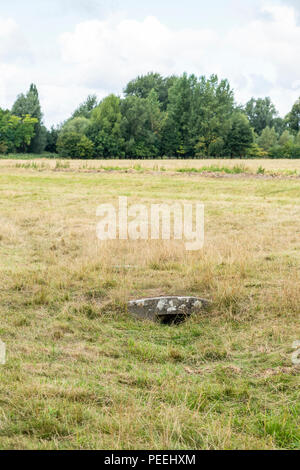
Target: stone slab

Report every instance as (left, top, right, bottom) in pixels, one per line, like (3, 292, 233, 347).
(128, 296, 210, 323)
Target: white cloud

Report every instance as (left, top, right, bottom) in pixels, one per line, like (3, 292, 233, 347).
(60, 16, 216, 89)
(0, 17, 31, 62)
(59, 3, 300, 118)
(1, 2, 300, 126)
(39, 84, 107, 126)
(0, 16, 34, 112)
(0, 18, 20, 59)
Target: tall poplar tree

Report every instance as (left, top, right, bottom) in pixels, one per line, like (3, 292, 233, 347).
(12, 84, 46, 153)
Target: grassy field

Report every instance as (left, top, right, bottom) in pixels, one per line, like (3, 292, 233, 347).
(1, 156, 300, 176)
(0, 159, 299, 450)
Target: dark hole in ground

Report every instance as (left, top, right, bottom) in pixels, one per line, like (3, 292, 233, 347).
(158, 314, 189, 325)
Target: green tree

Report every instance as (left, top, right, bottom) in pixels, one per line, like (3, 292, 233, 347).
(0, 109, 37, 153)
(124, 73, 177, 111)
(162, 74, 234, 157)
(286, 97, 300, 134)
(224, 113, 254, 157)
(144, 89, 166, 155)
(246, 143, 268, 158)
(72, 95, 98, 119)
(76, 135, 95, 158)
(273, 117, 287, 135)
(161, 73, 195, 157)
(121, 95, 160, 158)
(244, 97, 278, 135)
(45, 126, 60, 153)
(89, 94, 124, 158)
(57, 132, 94, 159)
(61, 117, 90, 136)
(0, 109, 11, 153)
(257, 126, 277, 151)
(57, 132, 81, 158)
(279, 130, 294, 147)
(288, 145, 300, 158)
(207, 138, 225, 158)
(190, 75, 234, 156)
(12, 84, 46, 153)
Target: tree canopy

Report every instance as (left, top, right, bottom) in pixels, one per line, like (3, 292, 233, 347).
(1, 76, 300, 159)
(244, 97, 278, 135)
(12, 84, 46, 153)
(286, 98, 300, 134)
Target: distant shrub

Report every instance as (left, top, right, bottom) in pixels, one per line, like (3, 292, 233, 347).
(288, 145, 300, 159)
(77, 135, 95, 159)
(268, 145, 283, 159)
(57, 132, 94, 159)
(257, 166, 266, 175)
(246, 143, 268, 158)
(269, 144, 300, 159)
(0, 141, 8, 154)
(57, 132, 81, 158)
(177, 164, 250, 174)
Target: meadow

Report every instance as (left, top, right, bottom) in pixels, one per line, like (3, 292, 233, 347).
(1, 155, 300, 175)
(0, 159, 299, 450)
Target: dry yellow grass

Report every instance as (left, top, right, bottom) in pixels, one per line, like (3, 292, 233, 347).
(0, 161, 299, 449)
(1, 157, 300, 174)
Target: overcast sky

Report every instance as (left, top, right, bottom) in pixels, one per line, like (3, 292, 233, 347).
(1, 0, 300, 126)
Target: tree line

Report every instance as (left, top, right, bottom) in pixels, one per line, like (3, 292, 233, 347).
(1, 73, 300, 158)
